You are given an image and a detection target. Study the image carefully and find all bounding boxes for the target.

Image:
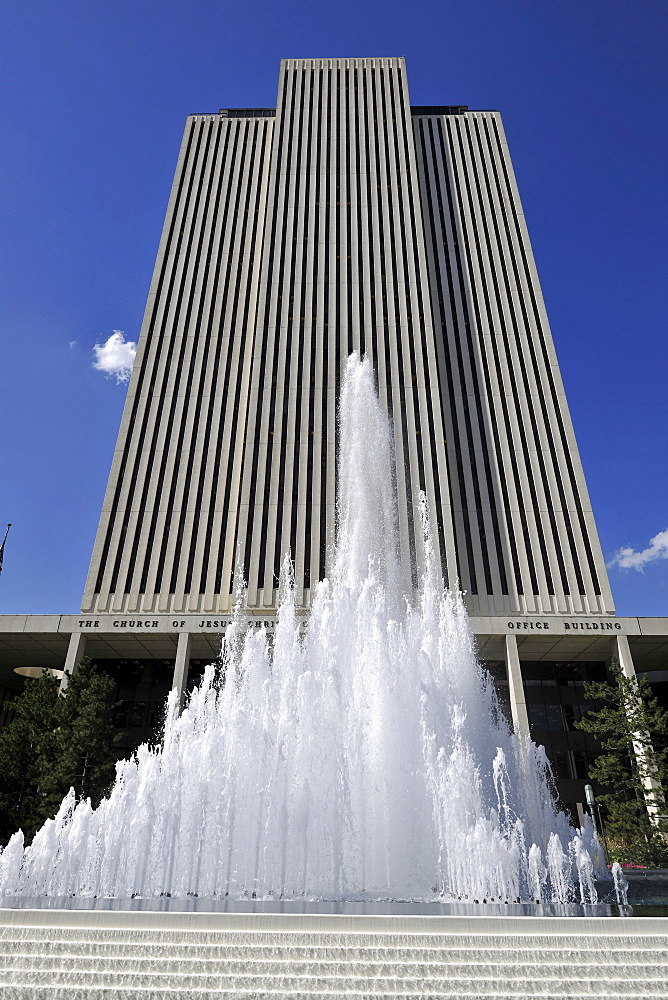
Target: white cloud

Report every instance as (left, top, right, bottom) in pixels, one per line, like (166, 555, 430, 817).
(608, 528, 668, 572)
(92, 330, 137, 383)
(69, 340, 77, 348)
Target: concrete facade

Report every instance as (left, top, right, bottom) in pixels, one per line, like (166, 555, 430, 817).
(2, 612, 668, 707)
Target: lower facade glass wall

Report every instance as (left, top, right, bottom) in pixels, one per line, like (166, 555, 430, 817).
(521, 660, 606, 822)
(0, 653, 618, 830)
(90, 658, 209, 755)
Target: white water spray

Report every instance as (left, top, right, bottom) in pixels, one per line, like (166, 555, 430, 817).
(611, 861, 629, 905)
(0, 354, 602, 903)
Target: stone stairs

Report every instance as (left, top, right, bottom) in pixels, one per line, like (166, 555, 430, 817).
(0, 909, 667, 998)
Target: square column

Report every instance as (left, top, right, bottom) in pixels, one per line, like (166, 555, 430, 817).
(172, 632, 191, 711)
(614, 633, 666, 823)
(504, 633, 530, 739)
(59, 632, 87, 693)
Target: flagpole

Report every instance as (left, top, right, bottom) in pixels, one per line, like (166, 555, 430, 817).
(0, 523, 11, 577)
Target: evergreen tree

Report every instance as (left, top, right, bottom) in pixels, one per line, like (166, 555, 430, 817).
(576, 660, 668, 865)
(39, 658, 120, 822)
(0, 671, 60, 844)
(0, 658, 119, 845)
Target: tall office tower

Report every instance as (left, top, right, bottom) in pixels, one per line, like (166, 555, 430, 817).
(82, 57, 614, 620)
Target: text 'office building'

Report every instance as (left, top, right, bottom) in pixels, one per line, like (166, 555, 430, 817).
(3, 59, 667, 819)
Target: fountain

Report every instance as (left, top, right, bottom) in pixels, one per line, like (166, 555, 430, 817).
(3, 355, 666, 999)
(0, 354, 601, 905)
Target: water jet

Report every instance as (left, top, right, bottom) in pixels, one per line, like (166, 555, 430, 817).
(0, 356, 603, 906)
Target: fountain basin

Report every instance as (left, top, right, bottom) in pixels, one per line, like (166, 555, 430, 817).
(0, 895, 633, 917)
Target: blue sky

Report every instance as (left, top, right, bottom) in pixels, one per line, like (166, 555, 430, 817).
(0, 0, 666, 616)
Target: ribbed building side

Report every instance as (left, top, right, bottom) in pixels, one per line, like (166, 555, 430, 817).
(82, 57, 614, 619)
(414, 111, 614, 616)
(237, 58, 456, 610)
(82, 114, 275, 614)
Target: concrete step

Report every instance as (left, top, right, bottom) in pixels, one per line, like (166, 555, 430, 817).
(3, 938, 668, 964)
(3, 929, 668, 951)
(1, 909, 667, 1000)
(1, 967, 668, 995)
(4, 954, 668, 978)
(0, 990, 667, 1000)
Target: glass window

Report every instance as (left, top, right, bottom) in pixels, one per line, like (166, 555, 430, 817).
(545, 705, 564, 731)
(528, 704, 548, 730)
(556, 662, 578, 686)
(572, 751, 590, 780)
(552, 752, 572, 780)
(562, 703, 584, 730)
(130, 702, 147, 728)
